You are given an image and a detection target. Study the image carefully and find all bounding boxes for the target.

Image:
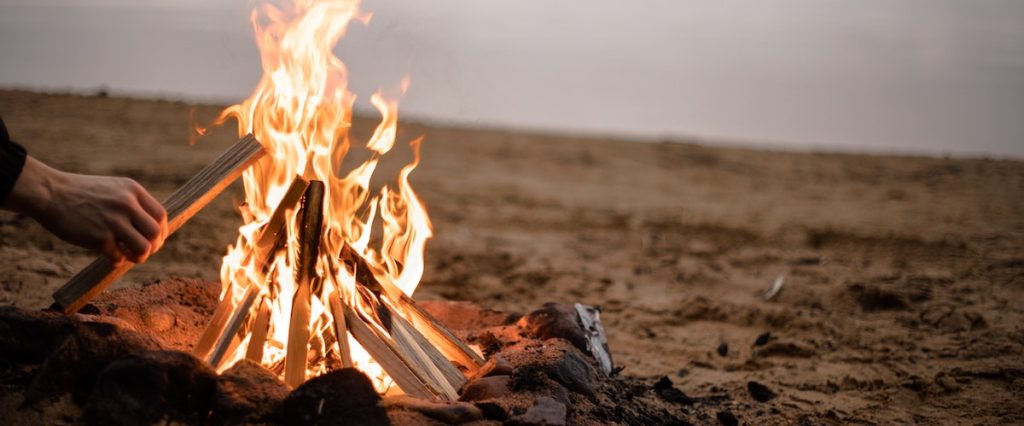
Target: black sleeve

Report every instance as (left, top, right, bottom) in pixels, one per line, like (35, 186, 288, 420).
(0, 117, 28, 204)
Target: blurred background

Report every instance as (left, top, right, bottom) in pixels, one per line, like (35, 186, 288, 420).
(1, 0, 1022, 157)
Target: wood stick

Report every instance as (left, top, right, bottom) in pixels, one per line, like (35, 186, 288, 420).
(284, 181, 325, 387)
(340, 244, 485, 371)
(193, 285, 235, 359)
(253, 177, 309, 274)
(384, 301, 466, 393)
(327, 284, 353, 368)
(245, 296, 272, 363)
(208, 284, 260, 368)
(387, 305, 461, 400)
(341, 303, 437, 400)
(53, 134, 265, 314)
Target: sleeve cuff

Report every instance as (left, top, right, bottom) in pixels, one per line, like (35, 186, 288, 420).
(0, 119, 28, 204)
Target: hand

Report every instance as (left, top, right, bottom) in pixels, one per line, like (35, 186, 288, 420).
(4, 156, 169, 263)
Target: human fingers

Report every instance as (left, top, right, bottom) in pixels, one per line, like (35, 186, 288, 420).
(99, 233, 126, 264)
(130, 181, 169, 252)
(130, 201, 164, 255)
(112, 218, 152, 263)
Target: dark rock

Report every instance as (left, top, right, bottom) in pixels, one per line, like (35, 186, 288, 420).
(83, 350, 217, 426)
(281, 368, 388, 426)
(27, 319, 163, 403)
(653, 376, 693, 405)
(474, 401, 509, 421)
(383, 395, 482, 424)
(544, 348, 596, 397)
(716, 342, 728, 357)
(518, 303, 589, 354)
(460, 375, 511, 401)
(509, 396, 567, 425)
(753, 332, 774, 346)
(210, 359, 289, 425)
(676, 368, 689, 378)
(716, 410, 739, 426)
(0, 306, 76, 364)
(747, 381, 777, 402)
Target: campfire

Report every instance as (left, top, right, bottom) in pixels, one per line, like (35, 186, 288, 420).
(52, 0, 485, 399)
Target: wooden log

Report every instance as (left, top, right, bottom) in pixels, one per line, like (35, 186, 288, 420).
(253, 177, 309, 274)
(341, 303, 437, 400)
(208, 284, 260, 368)
(339, 244, 485, 371)
(326, 283, 353, 368)
(52, 134, 265, 314)
(386, 304, 461, 400)
(193, 285, 235, 359)
(284, 181, 325, 387)
(245, 296, 272, 363)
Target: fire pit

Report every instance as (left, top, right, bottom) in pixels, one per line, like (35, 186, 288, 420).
(1, 0, 700, 424)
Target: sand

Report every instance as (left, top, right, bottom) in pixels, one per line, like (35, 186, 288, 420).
(1, 89, 1022, 424)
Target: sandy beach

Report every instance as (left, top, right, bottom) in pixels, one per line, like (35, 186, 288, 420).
(1, 89, 1022, 424)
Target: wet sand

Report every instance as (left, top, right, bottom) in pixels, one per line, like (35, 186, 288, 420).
(1, 89, 1022, 423)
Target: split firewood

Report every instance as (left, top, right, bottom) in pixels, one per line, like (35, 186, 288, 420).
(326, 282, 353, 368)
(385, 302, 462, 400)
(252, 176, 309, 275)
(52, 134, 266, 314)
(340, 244, 485, 372)
(285, 181, 325, 387)
(245, 296, 272, 363)
(193, 285, 235, 360)
(341, 302, 437, 400)
(208, 283, 260, 368)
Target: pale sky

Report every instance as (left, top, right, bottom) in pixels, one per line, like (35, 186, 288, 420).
(1, 0, 1023, 157)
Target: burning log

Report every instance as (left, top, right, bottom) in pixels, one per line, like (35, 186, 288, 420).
(284, 181, 326, 387)
(326, 283, 353, 368)
(340, 302, 436, 400)
(245, 297, 272, 363)
(207, 284, 260, 368)
(52, 134, 266, 314)
(340, 244, 485, 372)
(253, 177, 309, 274)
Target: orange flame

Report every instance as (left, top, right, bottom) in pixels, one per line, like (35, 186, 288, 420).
(213, 0, 431, 390)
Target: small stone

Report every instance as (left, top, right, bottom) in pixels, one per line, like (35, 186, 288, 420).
(544, 349, 596, 397)
(747, 381, 777, 402)
(509, 396, 567, 425)
(210, 359, 289, 425)
(383, 395, 483, 424)
(716, 410, 739, 426)
(753, 332, 773, 346)
(653, 376, 693, 405)
(141, 306, 176, 332)
(717, 342, 729, 357)
(281, 368, 388, 426)
(474, 401, 509, 421)
(460, 375, 511, 401)
(676, 368, 689, 378)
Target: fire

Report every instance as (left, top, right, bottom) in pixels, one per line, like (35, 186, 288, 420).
(209, 0, 432, 390)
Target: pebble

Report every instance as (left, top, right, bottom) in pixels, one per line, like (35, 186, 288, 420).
(747, 381, 777, 402)
(141, 306, 176, 332)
